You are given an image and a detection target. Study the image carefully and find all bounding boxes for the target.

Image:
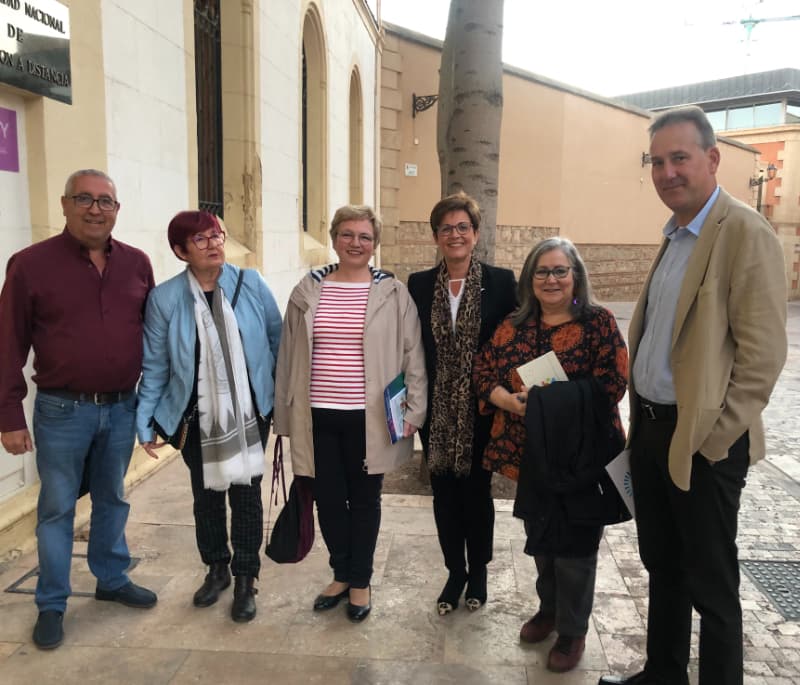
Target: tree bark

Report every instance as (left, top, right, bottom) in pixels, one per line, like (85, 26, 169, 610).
(437, 0, 504, 264)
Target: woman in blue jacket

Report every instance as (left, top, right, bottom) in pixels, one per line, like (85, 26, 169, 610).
(136, 210, 282, 623)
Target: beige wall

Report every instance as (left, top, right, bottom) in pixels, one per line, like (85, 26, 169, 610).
(723, 125, 800, 298)
(381, 27, 760, 300)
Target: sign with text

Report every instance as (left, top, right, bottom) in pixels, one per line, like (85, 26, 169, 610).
(0, 0, 71, 104)
(0, 106, 19, 172)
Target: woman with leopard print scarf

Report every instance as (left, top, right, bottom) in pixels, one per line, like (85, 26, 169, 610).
(408, 192, 517, 616)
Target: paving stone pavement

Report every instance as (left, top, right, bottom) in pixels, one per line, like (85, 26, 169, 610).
(0, 302, 798, 685)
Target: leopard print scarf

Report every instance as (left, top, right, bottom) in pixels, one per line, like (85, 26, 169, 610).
(427, 257, 482, 476)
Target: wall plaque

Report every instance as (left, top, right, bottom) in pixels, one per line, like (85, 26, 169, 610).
(0, 106, 19, 172)
(0, 0, 71, 104)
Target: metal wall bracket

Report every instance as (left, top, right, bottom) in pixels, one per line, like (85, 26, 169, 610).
(412, 93, 439, 118)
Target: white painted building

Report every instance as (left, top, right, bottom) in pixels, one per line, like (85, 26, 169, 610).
(0, 0, 380, 554)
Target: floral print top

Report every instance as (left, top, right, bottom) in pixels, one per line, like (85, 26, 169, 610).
(472, 306, 628, 481)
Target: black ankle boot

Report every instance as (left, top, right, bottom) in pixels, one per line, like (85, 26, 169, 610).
(465, 565, 487, 610)
(193, 562, 231, 607)
(437, 570, 467, 615)
(231, 575, 257, 622)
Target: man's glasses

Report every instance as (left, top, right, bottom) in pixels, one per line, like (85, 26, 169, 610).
(190, 231, 226, 249)
(70, 194, 119, 212)
(437, 222, 473, 237)
(534, 266, 572, 280)
(337, 231, 375, 244)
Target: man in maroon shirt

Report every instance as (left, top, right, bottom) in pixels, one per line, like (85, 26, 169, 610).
(0, 169, 158, 650)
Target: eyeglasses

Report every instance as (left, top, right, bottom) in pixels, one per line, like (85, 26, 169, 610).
(190, 231, 226, 249)
(337, 231, 375, 244)
(533, 266, 572, 280)
(437, 222, 473, 237)
(70, 194, 119, 212)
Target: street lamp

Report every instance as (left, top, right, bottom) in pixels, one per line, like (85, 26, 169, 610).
(749, 163, 778, 215)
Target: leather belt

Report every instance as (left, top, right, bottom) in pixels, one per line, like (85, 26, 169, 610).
(639, 398, 678, 422)
(41, 389, 135, 405)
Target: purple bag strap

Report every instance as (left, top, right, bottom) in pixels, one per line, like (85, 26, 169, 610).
(266, 437, 288, 534)
(270, 436, 287, 506)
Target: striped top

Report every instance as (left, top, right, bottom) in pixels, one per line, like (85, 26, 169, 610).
(310, 280, 370, 409)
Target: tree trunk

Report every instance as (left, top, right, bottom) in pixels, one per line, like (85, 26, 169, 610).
(437, 0, 504, 264)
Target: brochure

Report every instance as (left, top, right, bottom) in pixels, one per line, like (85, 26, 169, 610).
(383, 372, 407, 444)
(605, 448, 635, 518)
(516, 350, 568, 389)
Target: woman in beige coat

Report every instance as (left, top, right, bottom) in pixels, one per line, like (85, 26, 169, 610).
(273, 205, 426, 622)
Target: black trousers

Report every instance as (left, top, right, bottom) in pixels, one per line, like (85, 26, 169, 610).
(181, 416, 266, 578)
(311, 408, 383, 589)
(631, 413, 749, 685)
(429, 453, 494, 575)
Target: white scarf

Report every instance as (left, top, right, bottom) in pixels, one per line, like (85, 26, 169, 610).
(187, 269, 264, 491)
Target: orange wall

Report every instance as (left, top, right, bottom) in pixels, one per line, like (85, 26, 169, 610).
(392, 32, 759, 246)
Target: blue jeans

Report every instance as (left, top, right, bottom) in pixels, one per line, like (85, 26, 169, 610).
(33, 391, 137, 612)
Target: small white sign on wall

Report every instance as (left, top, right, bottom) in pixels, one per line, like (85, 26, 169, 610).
(404, 163, 418, 177)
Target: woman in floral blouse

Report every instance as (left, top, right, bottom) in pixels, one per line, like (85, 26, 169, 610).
(473, 237, 628, 673)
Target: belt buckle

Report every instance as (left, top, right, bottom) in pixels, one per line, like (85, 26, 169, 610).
(642, 402, 656, 420)
(93, 392, 103, 405)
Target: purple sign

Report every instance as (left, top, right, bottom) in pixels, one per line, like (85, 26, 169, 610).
(0, 107, 19, 173)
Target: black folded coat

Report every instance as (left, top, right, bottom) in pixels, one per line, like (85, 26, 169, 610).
(514, 377, 630, 557)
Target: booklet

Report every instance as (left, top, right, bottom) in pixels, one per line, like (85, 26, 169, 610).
(383, 372, 407, 444)
(605, 448, 635, 517)
(516, 350, 568, 389)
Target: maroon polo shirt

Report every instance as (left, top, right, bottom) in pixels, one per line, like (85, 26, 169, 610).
(0, 228, 155, 432)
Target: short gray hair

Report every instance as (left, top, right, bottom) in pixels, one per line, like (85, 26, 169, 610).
(63, 169, 117, 198)
(649, 106, 716, 150)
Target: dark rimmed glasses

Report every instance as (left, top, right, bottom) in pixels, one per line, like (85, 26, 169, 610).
(70, 194, 119, 212)
(534, 266, 571, 280)
(190, 231, 226, 249)
(437, 222, 473, 237)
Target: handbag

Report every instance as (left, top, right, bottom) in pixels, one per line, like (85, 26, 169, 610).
(264, 436, 315, 563)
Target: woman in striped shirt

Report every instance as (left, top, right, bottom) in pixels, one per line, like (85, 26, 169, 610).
(274, 205, 427, 622)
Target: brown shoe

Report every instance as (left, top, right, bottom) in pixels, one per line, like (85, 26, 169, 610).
(547, 634, 586, 672)
(519, 611, 555, 643)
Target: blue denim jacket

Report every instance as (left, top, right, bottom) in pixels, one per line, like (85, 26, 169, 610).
(136, 264, 282, 443)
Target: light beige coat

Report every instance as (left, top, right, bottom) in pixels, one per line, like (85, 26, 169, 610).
(628, 189, 787, 491)
(273, 266, 427, 476)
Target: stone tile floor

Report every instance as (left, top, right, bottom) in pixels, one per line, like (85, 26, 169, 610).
(1, 302, 798, 684)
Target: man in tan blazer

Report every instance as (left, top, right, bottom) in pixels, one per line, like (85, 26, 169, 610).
(599, 107, 787, 685)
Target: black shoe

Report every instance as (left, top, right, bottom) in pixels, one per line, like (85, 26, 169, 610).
(346, 586, 371, 622)
(95, 581, 157, 608)
(32, 610, 64, 650)
(313, 587, 349, 611)
(598, 673, 653, 685)
(465, 565, 487, 611)
(437, 571, 467, 615)
(193, 562, 231, 607)
(231, 575, 257, 623)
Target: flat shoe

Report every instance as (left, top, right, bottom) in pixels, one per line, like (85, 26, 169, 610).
(33, 610, 63, 650)
(346, 587, 371, 622)
(313, 588, 349, 611)
(95, 581, 157, 609)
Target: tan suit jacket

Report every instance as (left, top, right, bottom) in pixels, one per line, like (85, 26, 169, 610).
(628, 188, 787, 491)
